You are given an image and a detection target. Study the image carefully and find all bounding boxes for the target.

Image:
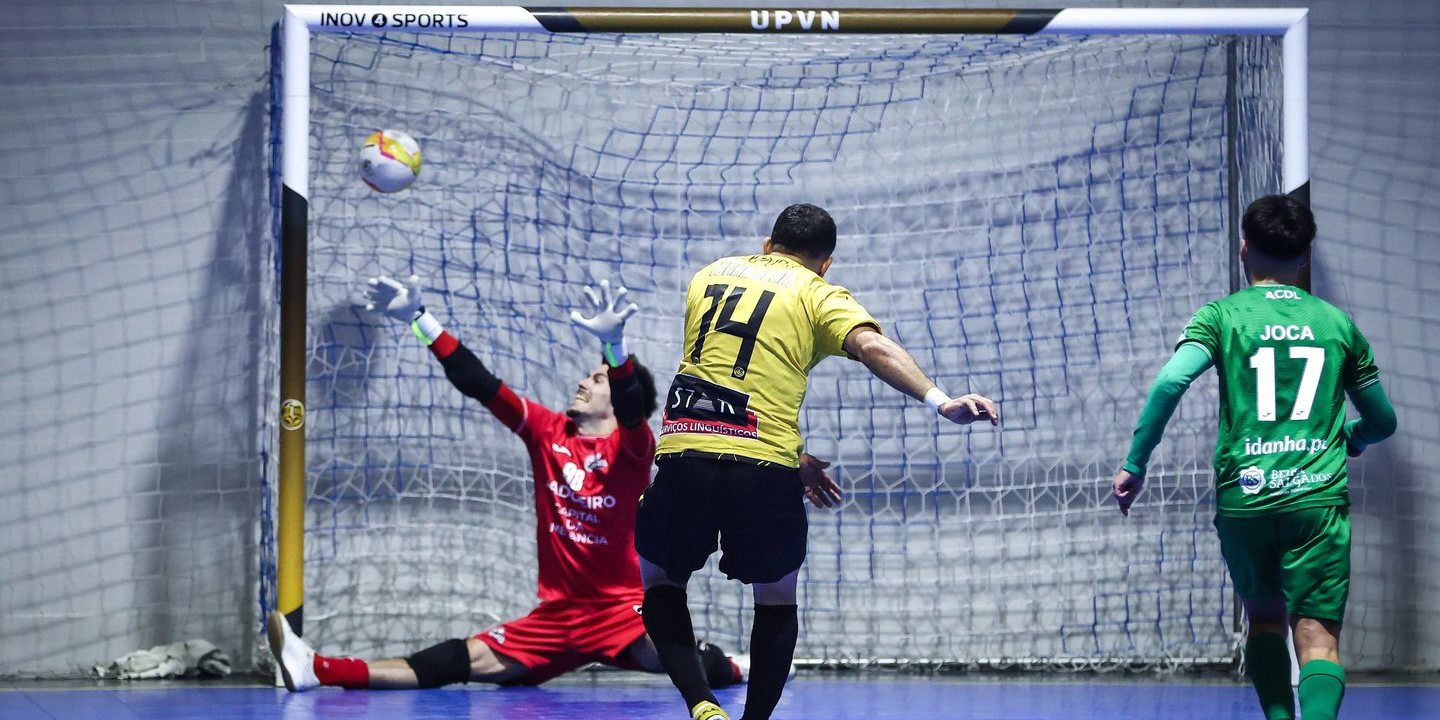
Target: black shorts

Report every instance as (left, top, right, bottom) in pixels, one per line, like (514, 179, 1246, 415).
(634, 453, 807, 585)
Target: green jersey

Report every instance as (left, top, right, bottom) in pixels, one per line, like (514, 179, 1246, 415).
(1179, 284, 1380, 516)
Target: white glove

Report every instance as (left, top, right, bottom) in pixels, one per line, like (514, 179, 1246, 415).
(570, 279, 638, 365)
(364, 274, 424, 322)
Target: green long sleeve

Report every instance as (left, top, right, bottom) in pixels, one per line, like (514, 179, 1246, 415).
(1122, 343, 1214, 476)
(1344, 380, 1397, 452)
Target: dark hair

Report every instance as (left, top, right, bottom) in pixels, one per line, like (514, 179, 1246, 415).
(1242, 194, 1316, 260)
(632, 358, 659, 419)
(770, 203, 837, 260)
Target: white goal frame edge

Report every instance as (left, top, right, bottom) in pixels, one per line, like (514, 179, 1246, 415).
(270, 4, 1308, 639)
(280, 6, 1308, 200)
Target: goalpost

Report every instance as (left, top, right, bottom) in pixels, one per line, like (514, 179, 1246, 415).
(266, 5, 1308, 670)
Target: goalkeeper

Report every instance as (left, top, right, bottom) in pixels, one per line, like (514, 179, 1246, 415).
(268, 276, 753, 691)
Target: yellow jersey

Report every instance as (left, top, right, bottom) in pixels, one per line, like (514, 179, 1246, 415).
(656, 253, 880, 467)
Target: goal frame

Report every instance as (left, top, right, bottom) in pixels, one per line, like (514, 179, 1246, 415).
(272, 4, 1310, 643)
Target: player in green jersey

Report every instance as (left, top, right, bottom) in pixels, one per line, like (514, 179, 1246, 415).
(1111, 194, 1397, 720)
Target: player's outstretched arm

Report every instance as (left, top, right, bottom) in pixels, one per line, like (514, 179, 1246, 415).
(362, 274, 528, 431)
(842, 326, 998, 426)
(1342, 381, 1397, 457)
(1111, 342, 1213, 516)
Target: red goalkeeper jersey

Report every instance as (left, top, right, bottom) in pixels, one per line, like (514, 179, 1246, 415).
(485, 384, 654, 602)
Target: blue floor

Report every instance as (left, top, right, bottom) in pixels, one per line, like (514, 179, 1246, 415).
(4, 677, 1438, 719)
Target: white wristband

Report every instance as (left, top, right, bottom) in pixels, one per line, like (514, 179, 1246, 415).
(922, 387, 950, 414)
(410, 309, 445, 345)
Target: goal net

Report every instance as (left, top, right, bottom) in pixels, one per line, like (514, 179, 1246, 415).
(264, 19, 1286, 669)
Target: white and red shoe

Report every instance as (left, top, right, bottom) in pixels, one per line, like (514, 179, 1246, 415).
(726, 654, 797, 685)
(266, 610, 320, 692)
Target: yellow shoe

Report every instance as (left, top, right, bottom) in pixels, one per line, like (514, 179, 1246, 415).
(690, 700, 730, 720)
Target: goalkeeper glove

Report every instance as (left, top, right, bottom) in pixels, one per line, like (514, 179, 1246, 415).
(365, 274, 424, 322)
(569, 279, 639, 367)
(364, 274, 444, 345)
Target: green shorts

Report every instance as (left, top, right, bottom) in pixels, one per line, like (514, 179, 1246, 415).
(1214, 505, 1351, 623)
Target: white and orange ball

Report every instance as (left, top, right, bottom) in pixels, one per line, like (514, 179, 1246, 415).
(359, 129, 422, 193)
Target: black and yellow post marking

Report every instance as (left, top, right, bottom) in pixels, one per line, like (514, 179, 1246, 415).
(278, 185, 308, 635)
(528, 7, 1061, 34)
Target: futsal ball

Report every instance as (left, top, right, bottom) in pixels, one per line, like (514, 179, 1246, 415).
(359, 129, 422, 193)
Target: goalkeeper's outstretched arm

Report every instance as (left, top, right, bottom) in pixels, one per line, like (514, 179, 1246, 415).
(842, 325, 998, 426)
(363, 275, 528, 431)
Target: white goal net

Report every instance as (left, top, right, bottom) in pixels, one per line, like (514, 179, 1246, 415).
(263, 27, 1284, 670)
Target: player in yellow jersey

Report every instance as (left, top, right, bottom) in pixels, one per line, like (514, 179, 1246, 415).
(635, 204, 999, 720)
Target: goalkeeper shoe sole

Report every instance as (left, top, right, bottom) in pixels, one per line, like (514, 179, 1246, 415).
(725, 654, 798, 685)
(266, 610, 320, 692)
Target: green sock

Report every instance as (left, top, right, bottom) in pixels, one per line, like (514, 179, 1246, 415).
(1246, 634, 1295, 720)
(1298, 659, 1346, 720)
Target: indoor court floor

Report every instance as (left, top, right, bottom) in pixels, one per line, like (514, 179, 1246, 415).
(3, 674, 1438, 719)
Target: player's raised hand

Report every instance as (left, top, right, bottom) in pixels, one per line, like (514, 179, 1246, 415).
(799, 453, 842, 508)
(1112, 468, 1145, 517)
(569, 279, 638, 346)
(363, 274, 424, 322)
(937, 394, 999, 426)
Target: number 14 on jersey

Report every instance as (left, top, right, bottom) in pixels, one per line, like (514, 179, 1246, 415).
(691, 284, 776, 380)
